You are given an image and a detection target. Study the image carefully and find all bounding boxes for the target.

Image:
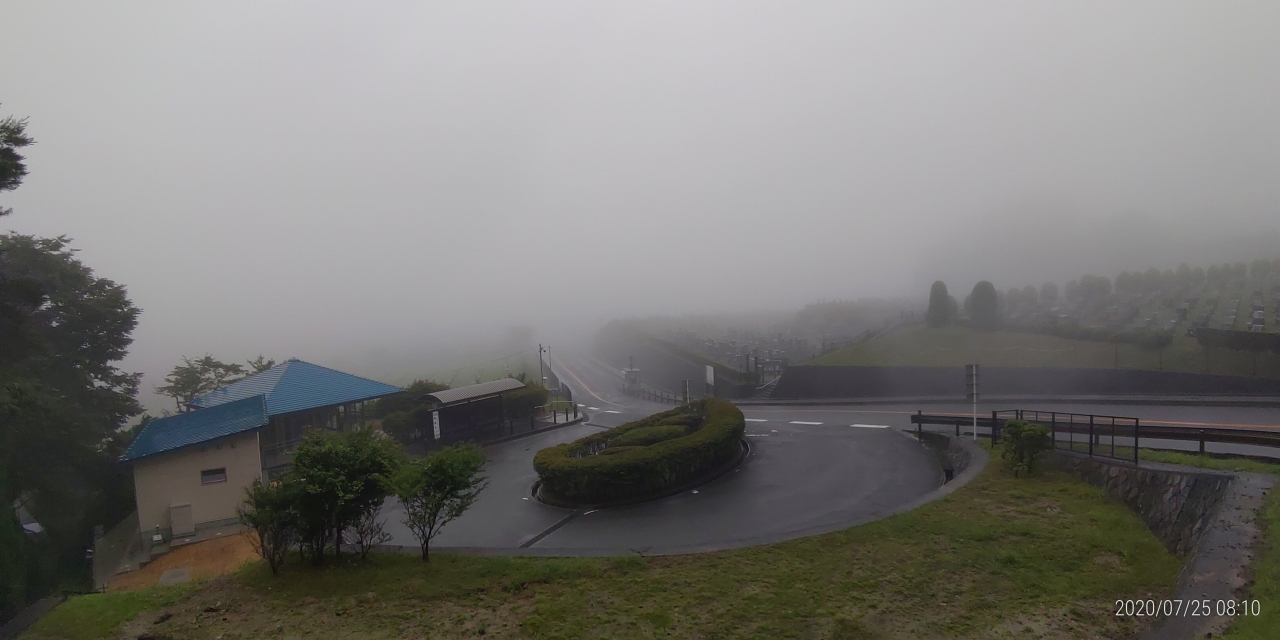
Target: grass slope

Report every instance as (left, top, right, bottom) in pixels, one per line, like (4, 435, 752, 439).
(809, 325, 1280, 379)
(24, 455, 1181, 640)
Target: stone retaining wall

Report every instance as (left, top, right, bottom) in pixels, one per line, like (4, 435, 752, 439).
(1046, 452, 1233, 556)
(918, 431, 975, 482)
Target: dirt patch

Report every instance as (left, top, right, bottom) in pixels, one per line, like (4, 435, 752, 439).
(109, 534, 258, 592)
(143, 576, 531, 639)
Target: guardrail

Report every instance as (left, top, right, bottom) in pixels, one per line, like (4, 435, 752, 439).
(910, 409, 1280, 464)
(622, 383, 688, 405)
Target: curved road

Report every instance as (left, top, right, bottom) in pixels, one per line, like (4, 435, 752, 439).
(383, 350, 1280, 556)
(382, 351, 945, 554)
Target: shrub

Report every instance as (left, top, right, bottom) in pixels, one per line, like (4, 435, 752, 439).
(533, 398, 745, 505)
(287, 429, 403, 565)
(237, 479, 298, 575)
(1001, 420, 1053, 477)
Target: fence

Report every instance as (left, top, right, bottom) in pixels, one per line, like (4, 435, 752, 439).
(909, 409, 1280, 464)
(621, 381, 688, 405)
(995, 409, 1140, 464)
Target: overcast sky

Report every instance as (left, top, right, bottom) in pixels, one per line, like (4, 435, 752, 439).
(3, 2, 1279, 407)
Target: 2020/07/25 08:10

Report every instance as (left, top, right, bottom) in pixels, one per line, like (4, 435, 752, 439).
(1115, 599, 1261, 617)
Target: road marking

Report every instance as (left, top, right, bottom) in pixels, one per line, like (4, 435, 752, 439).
(851, 424, 890, 429)
(587, 407, 600, 411)
(770, 429, 778, 433)
(554, 357, 626, 407)
(747, 434, 769, 437)
(745, 418, 768, 422)
(789, 421, 823, 425)
(603, 410, 622, 414)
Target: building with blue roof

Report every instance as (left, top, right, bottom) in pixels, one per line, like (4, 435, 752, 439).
(123, 359, 402, 540)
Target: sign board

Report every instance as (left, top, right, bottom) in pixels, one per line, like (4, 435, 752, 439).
(705, 365, 715, 386)
(432, 410, 441, 440)
(965, 364, 979, 403)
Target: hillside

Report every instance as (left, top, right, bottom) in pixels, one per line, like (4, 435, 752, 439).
(807, 325, 1280, 379)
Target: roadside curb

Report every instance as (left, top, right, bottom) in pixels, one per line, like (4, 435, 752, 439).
(381, 431, 989, 558)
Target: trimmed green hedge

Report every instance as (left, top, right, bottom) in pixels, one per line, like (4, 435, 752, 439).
(533, 398, 745, 505)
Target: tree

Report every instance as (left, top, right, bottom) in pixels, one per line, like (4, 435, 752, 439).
(968, 281, 1000, 331)
(0, 107, 34, 217)
(925, 281, 951, 327)
(238, 479, 298, 576)
(1021, 285, 1038, 308)
(373, 379, 449, 418)
(1078, 274, 1112, 303)
(1040, 282, 1059, 306)
(247, 355, 276, 374)
(287, 429, 402, 565)
(0, 235, 140, 614)
(393, 444, 488, 561)
(155, 355, 247, 412)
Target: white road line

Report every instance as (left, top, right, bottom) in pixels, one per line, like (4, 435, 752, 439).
(789, 421, 823, 425)
(603, 410, 622, 414)
(587, 407, 600, 411)
(744, 418, 768, 423)
(851, 424, 891, 429)
(747, 434, 769, 437)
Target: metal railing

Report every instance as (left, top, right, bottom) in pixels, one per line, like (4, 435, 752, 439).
(909, 409, 1280, 464)
(622, 382, 688, 405)
(996, 409, 1140, 464)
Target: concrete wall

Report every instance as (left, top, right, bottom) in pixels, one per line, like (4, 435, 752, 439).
(131, 430, 262, 535)
(917, 431, 974, 482)
(773, 365, 1280, 399)
(1046, 451, 1233, 556)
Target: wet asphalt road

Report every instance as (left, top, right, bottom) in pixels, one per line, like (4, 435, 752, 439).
(382, 353, 944, 553)
(382, 351, 1280, 554)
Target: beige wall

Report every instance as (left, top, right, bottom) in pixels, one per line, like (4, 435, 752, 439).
(132, 430, 262, 534)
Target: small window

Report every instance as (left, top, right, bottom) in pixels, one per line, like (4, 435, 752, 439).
(201, 468, 227, 485)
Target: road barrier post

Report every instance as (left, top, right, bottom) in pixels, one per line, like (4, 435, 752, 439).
(1088, 415, 1094, 457)
(1134, 419, 1140, 465)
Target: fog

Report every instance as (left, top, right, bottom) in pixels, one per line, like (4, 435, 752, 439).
(2, 2, 1279, 410)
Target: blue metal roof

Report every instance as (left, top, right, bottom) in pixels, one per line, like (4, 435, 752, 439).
(120, 395, 268, 462)
(189, 359, 402, 416)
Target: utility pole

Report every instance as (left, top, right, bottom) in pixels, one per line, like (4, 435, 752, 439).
(538, 344, 545, 389)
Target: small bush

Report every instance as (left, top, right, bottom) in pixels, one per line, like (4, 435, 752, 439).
(533, 399, 745, 505)
(237, 479, 298, 575)
(1001, 420, 1053, 477)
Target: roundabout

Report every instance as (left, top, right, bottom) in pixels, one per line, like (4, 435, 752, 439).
(380, 362, 961, 555)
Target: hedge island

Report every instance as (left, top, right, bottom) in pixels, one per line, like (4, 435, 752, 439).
(533, 398, 747, 506)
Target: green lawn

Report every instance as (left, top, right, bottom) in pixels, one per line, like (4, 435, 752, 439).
(808, 325, 1280, 379)
(24, 454, 1183, 640)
